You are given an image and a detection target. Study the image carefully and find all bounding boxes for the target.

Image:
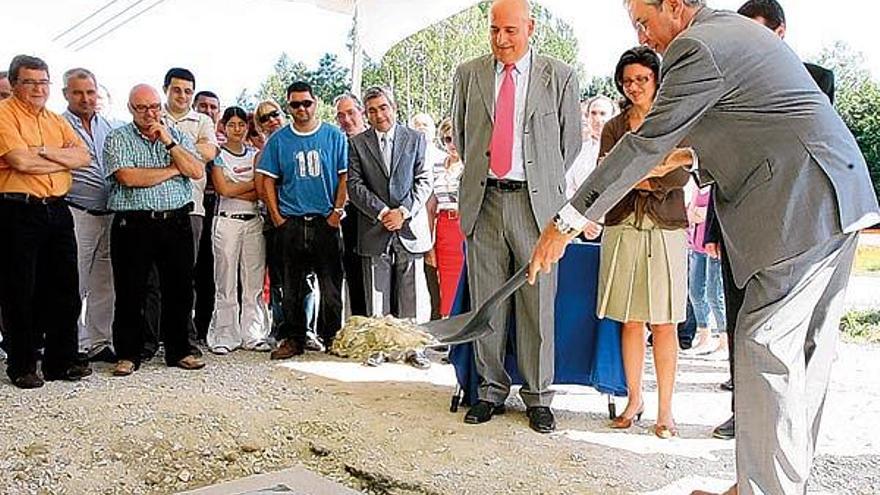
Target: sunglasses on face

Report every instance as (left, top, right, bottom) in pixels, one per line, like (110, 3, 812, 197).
(287, 100, 314, 110)
(257, 110, 280, 124)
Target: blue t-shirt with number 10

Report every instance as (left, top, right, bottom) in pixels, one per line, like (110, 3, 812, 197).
(256, 122, 348, 217)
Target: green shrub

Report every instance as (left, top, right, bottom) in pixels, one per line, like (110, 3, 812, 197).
(840, 309, 880, 343)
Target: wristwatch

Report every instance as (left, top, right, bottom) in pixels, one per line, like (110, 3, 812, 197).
(552, 213, 578, 236)
(165, 140, 178, 151)
(333, 207, 346, 219)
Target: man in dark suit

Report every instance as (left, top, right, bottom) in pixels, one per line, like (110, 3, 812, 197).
(707, 0, 837, 441)
(530, 1, 879, 493)
(347, 86, 432, 321)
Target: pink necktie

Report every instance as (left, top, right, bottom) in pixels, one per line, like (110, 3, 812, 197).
(490, 63, 515, 178)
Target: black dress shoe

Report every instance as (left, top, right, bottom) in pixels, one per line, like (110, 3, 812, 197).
(11, 373, 45, 389)
(712, 415, 735, 439)
(89, 347, 117, 363)
(720, 379, 734, 391)
(464, 400, 506, 424)
(527, 406, 557, 433)
(44, 363, 93, 382)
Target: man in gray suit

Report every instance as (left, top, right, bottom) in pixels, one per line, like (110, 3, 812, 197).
(451, 0, 582, 433)
(530, 0, 880, 493)
(347, 86, 432, 321)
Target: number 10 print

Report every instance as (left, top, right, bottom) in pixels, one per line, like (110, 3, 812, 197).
(296, 150, 322, 178)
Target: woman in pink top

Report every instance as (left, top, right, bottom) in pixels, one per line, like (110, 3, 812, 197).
(687, 186, 727, 354)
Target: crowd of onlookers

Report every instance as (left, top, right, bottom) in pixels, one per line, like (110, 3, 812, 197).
(0, 57, 478, 386)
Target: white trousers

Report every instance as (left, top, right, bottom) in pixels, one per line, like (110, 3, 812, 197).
(208, 215, 269, 350)
(69, 207, 115, 354)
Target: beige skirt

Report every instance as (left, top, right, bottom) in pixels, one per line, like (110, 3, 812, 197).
(597, 214, 688, 324)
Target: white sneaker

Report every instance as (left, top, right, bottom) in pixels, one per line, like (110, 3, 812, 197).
(246, 341, 272, 352)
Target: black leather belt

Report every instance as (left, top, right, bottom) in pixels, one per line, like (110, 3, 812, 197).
(0, 192, 64, 205)
(486, 178, 526, 191)
(217, 212, 258, 221)
(118, 204, 192, 221)
(67, 201, 112, 216)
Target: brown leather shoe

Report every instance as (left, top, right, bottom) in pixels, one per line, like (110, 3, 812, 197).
(113, 360, 136, 377)
(270, 339, 303, 360)
(176, 355, 206, 370)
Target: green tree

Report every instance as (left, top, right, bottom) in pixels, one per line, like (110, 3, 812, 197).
(306, 53, 350, 105)
(362, 1, 583, 123)
(252, 52, 308, 111)
(816, 42, 880, 203)
(583, 75, 617, 100)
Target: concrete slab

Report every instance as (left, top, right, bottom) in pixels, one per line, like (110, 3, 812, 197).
(176, 466, 361, 495)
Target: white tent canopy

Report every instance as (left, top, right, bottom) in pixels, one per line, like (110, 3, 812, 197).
(283, 0, 479, 94)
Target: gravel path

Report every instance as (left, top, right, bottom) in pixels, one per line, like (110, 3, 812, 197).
(1, 340, 878, 494)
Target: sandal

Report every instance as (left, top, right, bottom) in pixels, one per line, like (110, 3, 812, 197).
(113, 360, 136, 377)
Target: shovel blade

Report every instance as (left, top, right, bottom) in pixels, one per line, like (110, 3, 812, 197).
(422, 311, 494, 345)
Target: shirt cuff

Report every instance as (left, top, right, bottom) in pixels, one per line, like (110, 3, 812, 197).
(689, 148, 699, 171)
(399, 206, 410, 219)
(558, 203, 590, 232)
(377, 206, 389, 221)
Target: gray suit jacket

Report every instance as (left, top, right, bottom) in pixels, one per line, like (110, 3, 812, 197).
(452, 52, 582, 235)
(568, 8, 880, 288)
(347, 124, 433, 256)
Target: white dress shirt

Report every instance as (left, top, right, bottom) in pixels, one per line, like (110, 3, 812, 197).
(564, 137, 600, 200)
(376, 125, 395, 175)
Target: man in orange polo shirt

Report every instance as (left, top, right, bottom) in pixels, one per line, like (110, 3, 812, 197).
(0, 55, 92, 389)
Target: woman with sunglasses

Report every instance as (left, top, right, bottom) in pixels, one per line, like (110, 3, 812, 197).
(252, 101, 290, 339)
(598, 47, 694, 439)
(427, 118, 465, 317)
(207, 106, 270, 354)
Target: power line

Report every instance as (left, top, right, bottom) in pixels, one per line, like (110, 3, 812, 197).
(73, 0, 170, 52)
(52, 0, 124, 42)
(64, 0, 149, 49)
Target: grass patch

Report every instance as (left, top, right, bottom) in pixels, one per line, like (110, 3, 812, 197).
(840, 309, 880, 343)
(854, 245, 880, 276)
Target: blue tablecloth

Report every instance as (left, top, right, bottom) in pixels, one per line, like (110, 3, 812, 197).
(449, 243, 627, 407)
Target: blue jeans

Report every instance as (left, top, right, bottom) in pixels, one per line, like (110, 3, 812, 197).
(688, 250, 726, 332)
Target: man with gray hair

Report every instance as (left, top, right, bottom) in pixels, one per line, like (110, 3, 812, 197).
(62, 68, 118, 363)
(334, 91, 369, 317)
(348, 86, 432, 325)
(529, 0, 879, 493)
(0, 55, 92, 388)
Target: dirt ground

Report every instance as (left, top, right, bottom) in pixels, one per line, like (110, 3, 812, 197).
(0, 349, 727, 495)
(1, 342, 878, 495)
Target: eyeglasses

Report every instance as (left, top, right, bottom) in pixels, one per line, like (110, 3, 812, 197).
(18, 79, 51, 88)
(287, 100, 314, 110)
(442, 136, 454, 144)
(622, 75, 653, 88)
(130, 103, 162, 114)
(257, 110, 281, 124)
(633, 0, 662, 33)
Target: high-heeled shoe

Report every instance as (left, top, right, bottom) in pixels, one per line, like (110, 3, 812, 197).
(653, 423, 678, 439)
(609, 404, 644, 429)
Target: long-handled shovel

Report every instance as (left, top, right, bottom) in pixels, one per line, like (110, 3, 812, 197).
(422, 264, 530, 345)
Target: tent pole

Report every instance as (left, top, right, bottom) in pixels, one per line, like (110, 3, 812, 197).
(351, 4, 363, 97)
